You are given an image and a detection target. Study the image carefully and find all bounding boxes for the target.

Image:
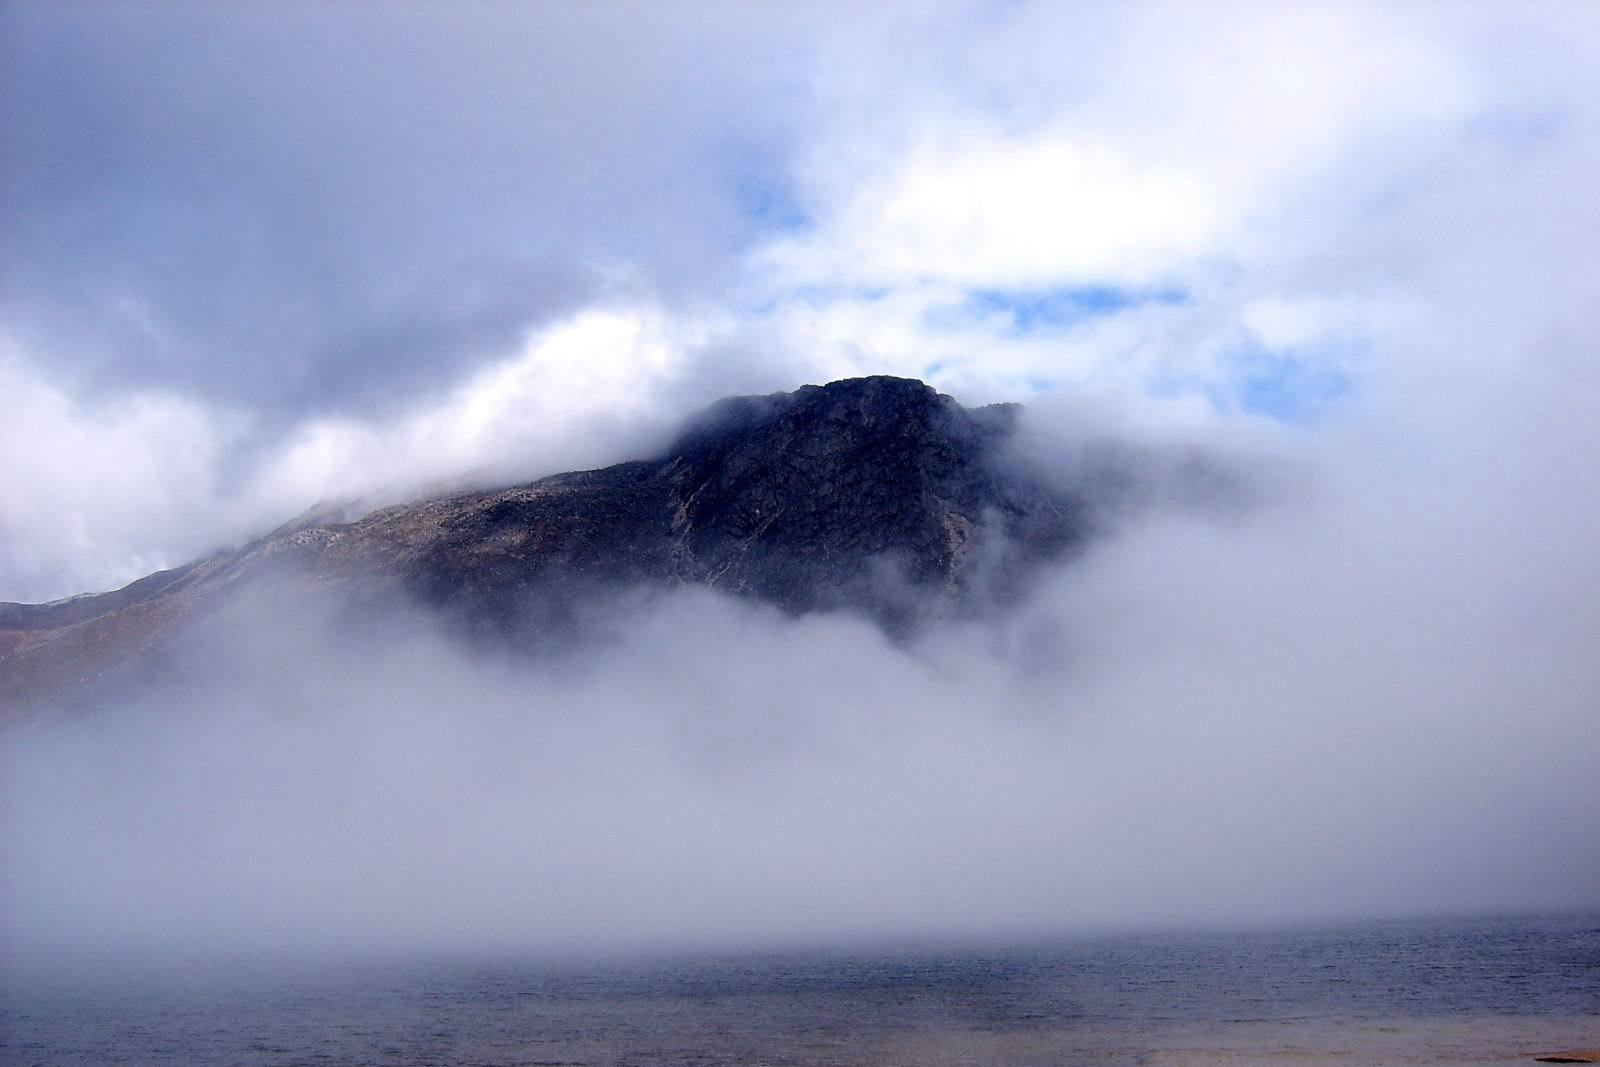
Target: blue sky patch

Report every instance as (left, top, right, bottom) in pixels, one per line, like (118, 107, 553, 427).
(1226, 342, 1355, 423)
(935, 285, 1188, 334)
(1147, 339, 1359, 425)
(737, 173, 811, 233)
(721, 138, 813, 235)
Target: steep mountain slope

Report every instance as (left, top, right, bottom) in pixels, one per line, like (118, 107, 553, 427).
(0, 376, 1086, 714)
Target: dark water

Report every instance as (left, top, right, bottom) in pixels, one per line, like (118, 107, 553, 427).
(4, 913, 1597, 1067)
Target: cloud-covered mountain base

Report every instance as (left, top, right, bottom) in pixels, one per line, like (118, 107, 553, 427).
(5, 427, 1596, 966)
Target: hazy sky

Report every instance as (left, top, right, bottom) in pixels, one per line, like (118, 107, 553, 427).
(2, 1, 1598, 959)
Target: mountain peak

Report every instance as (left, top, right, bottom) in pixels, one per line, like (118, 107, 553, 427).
(667, 375, 956, 453)
(0, 377, 1081, 713)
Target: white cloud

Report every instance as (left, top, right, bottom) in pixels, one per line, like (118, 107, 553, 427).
(0, 345, 241, 602)
(764, 133, 1216, 289)
(251, 305, 715, 515)
(0, 306, 723, 600)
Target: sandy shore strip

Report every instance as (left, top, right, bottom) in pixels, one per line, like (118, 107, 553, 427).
(871, 1016, 1600, 1067)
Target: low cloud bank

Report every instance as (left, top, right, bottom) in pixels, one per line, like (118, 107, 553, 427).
(5, 402, 1597, 965)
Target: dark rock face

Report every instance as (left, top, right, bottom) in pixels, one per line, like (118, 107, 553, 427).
(0, 376, 1085, 713)
(402, 376, 1080, 632)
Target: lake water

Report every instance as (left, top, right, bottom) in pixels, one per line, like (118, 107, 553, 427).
(4, 913, 1597, 1066)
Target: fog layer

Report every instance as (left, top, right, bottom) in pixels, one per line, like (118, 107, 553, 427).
(4, 393, 1597, 963)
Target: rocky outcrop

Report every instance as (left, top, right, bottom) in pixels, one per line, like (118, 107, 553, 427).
(0, 376, 1086, 714)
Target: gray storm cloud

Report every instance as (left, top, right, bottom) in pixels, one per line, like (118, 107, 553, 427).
(0, 1, 812, 416)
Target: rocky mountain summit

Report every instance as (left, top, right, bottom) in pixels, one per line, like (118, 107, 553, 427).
(0, 376, 1089, 713)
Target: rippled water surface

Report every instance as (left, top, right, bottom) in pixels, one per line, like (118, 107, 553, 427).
(4, 913, 1597, 1066)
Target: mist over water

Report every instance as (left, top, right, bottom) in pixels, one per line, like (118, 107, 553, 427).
(5, 914, 1598, 1067)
